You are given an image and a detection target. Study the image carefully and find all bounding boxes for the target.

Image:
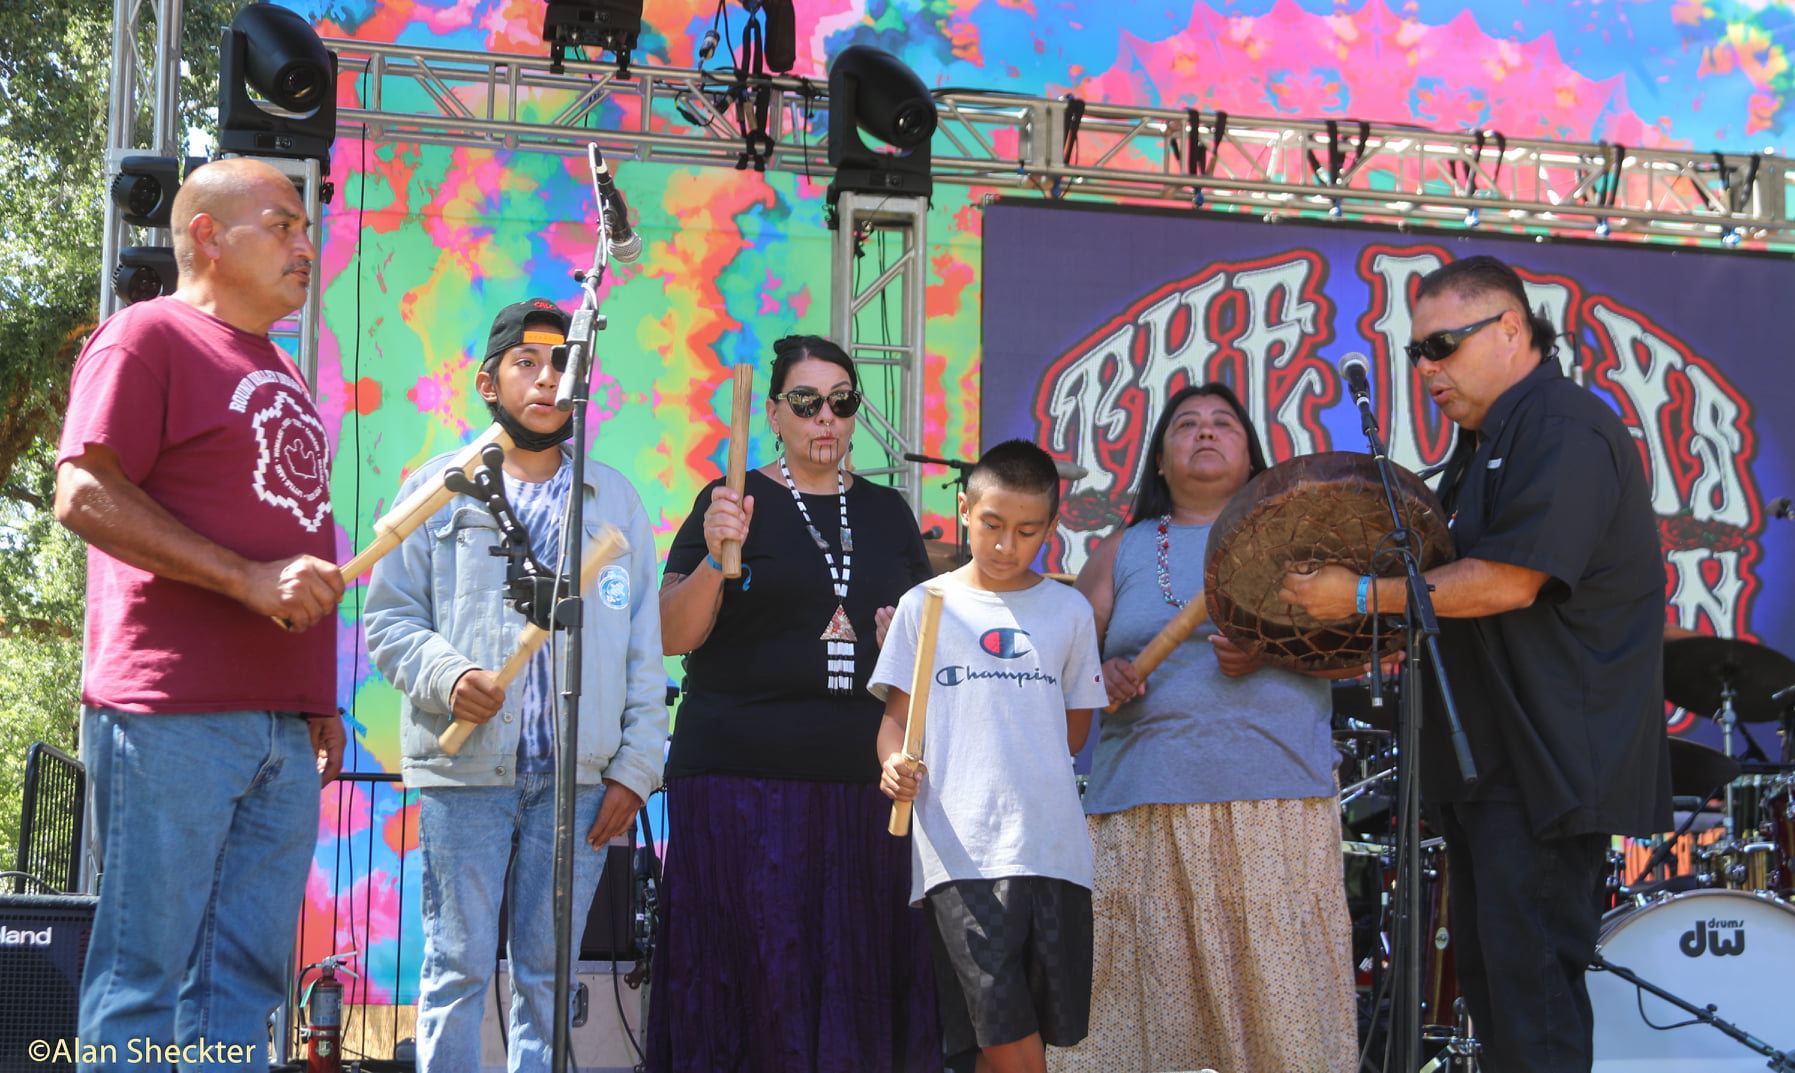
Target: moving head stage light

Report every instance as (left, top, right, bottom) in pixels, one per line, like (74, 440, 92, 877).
(827, 45, 938, 205)
(218, 2, 338, 171)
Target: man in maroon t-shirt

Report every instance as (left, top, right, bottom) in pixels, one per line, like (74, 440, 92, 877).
(55, 157, 345, 1071)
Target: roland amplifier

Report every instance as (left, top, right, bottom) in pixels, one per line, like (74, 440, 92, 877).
(0, 894, 96, 1073)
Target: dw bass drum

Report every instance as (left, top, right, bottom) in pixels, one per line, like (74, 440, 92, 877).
(1590, 888, 1795, 1071)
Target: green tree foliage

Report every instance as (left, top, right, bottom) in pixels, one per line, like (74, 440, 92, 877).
(0, 0, 234, 865)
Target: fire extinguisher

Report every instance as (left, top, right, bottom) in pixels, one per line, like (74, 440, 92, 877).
(300, 950, 359, 1073)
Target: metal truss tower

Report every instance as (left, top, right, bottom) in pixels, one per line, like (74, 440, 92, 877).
(101, 0, 185, 323)
(104, 0, 326, 385)
(831, 193, 929, 510)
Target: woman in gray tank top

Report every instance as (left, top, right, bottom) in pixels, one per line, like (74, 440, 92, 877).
(1048, 384, 1358, 1073)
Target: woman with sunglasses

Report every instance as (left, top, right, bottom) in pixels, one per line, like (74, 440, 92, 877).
(1051, 383, 1357, 1073)
(647, 335, 941, 1073)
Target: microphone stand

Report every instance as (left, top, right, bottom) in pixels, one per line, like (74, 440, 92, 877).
(903, 452, 974, 565)
(1345, 372, 1475, 1073)
(545, 143, 614, 1073)
(1589, 953, 1795, 1071)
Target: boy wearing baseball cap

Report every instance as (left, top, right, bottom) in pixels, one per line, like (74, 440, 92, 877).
(365, 299, 668, 1071)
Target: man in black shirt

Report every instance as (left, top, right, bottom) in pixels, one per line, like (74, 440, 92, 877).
(1282, 254, 1670, 1072)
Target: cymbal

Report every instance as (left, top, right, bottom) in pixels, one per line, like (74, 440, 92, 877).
(924, 539, 962, 577)
(1663, 636, 1795, 723)
(1666, 735, 1741, 799)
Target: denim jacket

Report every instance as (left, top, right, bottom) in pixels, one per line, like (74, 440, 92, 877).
(364, 446, 667, 799)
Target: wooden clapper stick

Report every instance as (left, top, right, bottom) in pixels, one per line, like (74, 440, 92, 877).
(273, 424, 515, 630)
(720, 364, 753, 578)
(889, 586, 946, 837)
(437, 525, 628, 756)
(1104, 598, 1209, 714)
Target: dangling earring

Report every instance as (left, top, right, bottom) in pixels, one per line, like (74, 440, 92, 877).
(774, 430, 783, 452)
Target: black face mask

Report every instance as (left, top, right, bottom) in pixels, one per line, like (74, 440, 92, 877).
(483, 390, 573, 452)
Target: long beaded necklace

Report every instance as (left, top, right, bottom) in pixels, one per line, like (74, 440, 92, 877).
(779, 456, 857, 694)
(1155, 514, 1192, 609)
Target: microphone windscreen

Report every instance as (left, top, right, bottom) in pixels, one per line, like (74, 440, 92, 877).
(611, 231, 643, 264)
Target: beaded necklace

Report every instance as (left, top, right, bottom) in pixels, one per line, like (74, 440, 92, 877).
(1156, 514, 1191, 609)
(779, 456, 856, 694)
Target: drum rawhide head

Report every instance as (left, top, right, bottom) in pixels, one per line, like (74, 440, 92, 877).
(1203, 451, 1455, 671)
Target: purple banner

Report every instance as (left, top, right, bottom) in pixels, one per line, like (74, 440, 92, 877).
(982, 199, 1795, 744)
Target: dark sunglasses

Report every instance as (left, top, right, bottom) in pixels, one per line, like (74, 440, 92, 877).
(773, 387, 862, 419)
(1404, 312, 1505, 367)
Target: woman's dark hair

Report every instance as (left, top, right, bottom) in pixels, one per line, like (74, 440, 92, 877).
(769, 335, 858, 395)
(1414, 254, 1558, 362)
(1126, 382, 1268, 527)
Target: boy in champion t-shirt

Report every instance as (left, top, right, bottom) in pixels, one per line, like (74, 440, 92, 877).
(872, 439, 1108, 1072)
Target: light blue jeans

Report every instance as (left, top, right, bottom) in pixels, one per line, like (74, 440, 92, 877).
(414, 775, 609, 1073)
(78, 707, 319, 1073)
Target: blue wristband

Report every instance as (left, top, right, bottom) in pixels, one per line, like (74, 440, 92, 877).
(706, 551, 723, 572)
(1355, 575, 1371, 615)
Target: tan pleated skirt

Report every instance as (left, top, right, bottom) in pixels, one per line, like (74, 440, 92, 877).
(1047, 798, 1358, 1073)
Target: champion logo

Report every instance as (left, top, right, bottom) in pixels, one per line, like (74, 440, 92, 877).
(980, 628, 1032, 659)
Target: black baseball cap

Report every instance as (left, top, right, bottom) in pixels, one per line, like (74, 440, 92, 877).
(483, 298, 570, 369)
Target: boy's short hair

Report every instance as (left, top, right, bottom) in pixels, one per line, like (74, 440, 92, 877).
(966, 439, 1060, 518)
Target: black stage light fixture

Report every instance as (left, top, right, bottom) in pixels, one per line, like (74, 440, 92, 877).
(542, 0, 643, 75)
(110, 156, 183, 228)
(826, 45, 938, 206)
(113, 247, 179, 305)
(744, 0, 795, 73)
(218, 3, 338, 172)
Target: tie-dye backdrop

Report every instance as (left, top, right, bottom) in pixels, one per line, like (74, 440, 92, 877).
(289, 0, 1795, 1003)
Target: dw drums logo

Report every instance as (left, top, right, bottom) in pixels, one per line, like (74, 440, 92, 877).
(1680, 917, 1747, 958)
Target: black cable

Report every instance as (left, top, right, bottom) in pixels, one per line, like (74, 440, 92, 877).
(608, 823, 645, 1065)
(0, 870, 56, 893)
(1635, 985, 1706, 1032)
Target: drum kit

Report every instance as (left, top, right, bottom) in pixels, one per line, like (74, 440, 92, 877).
(1332, 634, 1795, 1072)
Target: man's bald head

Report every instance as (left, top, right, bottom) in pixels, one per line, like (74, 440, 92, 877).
(170, 158, 297, 277)
(165, 157, 315, 334)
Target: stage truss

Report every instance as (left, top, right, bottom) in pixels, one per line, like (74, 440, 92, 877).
(103, 16, 1795, 515)
(327, 39, 1795, 245)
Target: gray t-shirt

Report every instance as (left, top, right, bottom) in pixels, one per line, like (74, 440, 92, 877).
(1082, 520, 1336, 816)
(871, 572, 1109, 904)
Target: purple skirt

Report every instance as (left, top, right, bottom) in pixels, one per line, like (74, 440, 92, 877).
(646, 774, 943, 1073)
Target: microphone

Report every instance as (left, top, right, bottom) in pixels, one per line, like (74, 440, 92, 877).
(903, 451, 974, 473)
(1339, 352, 1372, 403)
(1771, 497, 1793, 520)
(589, 145, 643, 264)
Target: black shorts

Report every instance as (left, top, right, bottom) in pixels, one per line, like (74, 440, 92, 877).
(923, 876, 1093, 1058)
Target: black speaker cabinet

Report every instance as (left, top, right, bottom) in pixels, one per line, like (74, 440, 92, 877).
(0, 894, 96, 1073)
(495, 841, 641, 963)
